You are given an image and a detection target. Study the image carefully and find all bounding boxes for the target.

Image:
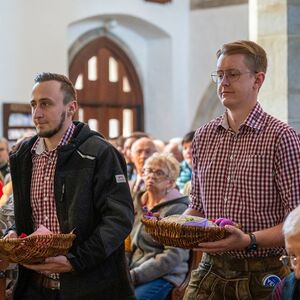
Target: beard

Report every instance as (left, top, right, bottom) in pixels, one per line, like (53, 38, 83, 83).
(37, 111, 66, 138)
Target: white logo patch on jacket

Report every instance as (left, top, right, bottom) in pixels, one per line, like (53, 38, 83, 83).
(115, 174, 126, 183)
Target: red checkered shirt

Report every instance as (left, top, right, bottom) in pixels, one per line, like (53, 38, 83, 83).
(190, 102, 300, 258)
(31, 123, 75, 233)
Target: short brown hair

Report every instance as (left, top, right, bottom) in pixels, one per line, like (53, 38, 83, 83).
(34, 72, 77, 104)
(216, 40, 267, 73)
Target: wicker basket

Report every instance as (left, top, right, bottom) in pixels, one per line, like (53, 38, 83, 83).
(0, 233, 76, 264)
(141, 217, 229, 249)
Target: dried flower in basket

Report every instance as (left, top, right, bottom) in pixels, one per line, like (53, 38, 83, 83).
(142, 206, 161, 221)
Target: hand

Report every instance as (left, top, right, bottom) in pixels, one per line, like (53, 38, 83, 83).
(22, 255, 73, 275)
(4, 230, 18, 239)
(197, 225, 250, 253)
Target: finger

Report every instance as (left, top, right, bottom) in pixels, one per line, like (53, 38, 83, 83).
(224, 225, 241, 234)
(45, 257, 56, 264)
(198, 241, 225, 248)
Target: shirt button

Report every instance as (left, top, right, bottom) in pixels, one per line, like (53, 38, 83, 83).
(227, 176, 230, 182)
(44, 197, 48, 201)
(45, 177, 49, 180)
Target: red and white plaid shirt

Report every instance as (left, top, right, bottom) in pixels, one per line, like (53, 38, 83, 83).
(31, 123, 75, 233)
(190, 102, 300, 258)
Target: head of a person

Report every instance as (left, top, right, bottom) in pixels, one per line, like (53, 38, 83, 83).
(143, 153, 179, 195)
(115, 135, 126, 153)
(282, 205, 300, 279)
(131, 137, 157, 175)
(30, 72, 78, 139)
(182, 131, 195, 167)
(123, 132, 149, 164)
(0, 138, 9, 166)
(163, 141, 183, 163)
(153, 139, 165, 153)
(213, 40, 267, 110)
(123, 137, 137, 163)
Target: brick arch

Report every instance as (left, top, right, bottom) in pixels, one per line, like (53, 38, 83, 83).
(69, 36, 144, 138)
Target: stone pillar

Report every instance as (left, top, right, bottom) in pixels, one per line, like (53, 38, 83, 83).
(287, 0, 300, 130)
(249, 0, 300, 131)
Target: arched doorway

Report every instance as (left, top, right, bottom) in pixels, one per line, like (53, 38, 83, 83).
(69, 36, 143, 138)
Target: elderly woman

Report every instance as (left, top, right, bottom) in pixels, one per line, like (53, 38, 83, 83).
(270, 205, 300, 299)
(129, 153, 190, 300)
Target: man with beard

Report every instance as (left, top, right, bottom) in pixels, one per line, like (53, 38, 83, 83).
(4, 73, 135, 300)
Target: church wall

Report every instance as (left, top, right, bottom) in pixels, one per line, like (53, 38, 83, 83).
(0, 0, 190, 140)
(0, 1, 250, 140)
(189, 4, 249, 129)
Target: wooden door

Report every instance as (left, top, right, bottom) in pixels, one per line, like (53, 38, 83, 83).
(69, 37, 143, 138)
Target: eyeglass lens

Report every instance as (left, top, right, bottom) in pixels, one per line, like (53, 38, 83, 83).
(211, 69, 241, 83)
(143, 168, 166, 178)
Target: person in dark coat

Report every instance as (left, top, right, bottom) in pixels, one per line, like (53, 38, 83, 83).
(5, 72, 135, 300)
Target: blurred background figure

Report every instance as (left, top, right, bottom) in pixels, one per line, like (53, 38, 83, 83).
(130, 137, 157, 194)
(270, 205, 300, 299)
(107, 136, 126, 153)
(176, 131, 195, 195)
(123, 132, 150, 181)
(153, 139, 165, 153)
(128, 153, 189, 300)
(163, 137, 183, 163)
(0, 138, 10, 184)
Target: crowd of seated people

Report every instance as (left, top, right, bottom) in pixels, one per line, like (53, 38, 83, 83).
(0, 137, 15, 299)
(118, 131, 194, 195)
(109, 131, 300, 300)
(175, 131, 195, 195)
(1, 128, 300, 300)
(128, 153, 190, 300)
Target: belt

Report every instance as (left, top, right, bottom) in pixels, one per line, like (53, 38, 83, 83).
(204, 253, 283, 272)
(31, 272, 60, 290)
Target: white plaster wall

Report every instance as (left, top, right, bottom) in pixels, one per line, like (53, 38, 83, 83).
(249, 0, 288, 123)
(189, 5, 249, 127)
(0, 0, 190, 140)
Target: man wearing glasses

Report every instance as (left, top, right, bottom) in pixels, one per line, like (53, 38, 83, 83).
(183, 40, 300, 299)
(271, 205, 300, 299)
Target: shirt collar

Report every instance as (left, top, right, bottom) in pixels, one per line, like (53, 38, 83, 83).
(217, 102, 266, 132)
(31, 123, 76, 155)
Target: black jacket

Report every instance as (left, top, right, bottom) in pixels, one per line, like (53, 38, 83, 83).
(9, 122, 135, 300)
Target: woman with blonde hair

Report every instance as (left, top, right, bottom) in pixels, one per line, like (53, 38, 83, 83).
(129, 153, 189, 300)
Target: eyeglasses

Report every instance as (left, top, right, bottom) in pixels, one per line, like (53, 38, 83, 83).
(143, 168, 169, 179)
(211, 69, 254, 84)
(279, 255, 298, 268)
